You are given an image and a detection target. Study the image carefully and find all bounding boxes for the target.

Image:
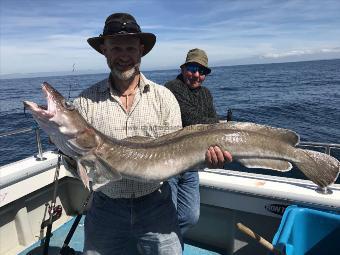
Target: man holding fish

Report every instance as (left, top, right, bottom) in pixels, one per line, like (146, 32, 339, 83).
(74, 13, 231, 255)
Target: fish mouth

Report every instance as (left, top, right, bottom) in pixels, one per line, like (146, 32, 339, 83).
(23, 82, 57, 119)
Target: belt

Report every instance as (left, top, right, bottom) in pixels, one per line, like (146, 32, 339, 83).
(97, 182, 169, 202)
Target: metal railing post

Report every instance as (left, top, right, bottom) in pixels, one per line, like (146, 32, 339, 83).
(325, 145, 331, 155)
(34, 127, 46, 161)
(0, 126, 48, 161)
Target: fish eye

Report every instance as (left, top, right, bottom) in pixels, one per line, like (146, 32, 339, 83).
(63, 100, 75, 110)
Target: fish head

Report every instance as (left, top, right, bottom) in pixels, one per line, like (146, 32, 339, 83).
(24, 82, 96, 156)
(24, 82, 85, 135)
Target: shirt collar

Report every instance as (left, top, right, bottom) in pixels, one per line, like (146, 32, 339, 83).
(98, 72, 150, 93)
(139, 73, 150, 93)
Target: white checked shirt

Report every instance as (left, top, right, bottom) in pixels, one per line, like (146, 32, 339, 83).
(74, 73, 182, 198)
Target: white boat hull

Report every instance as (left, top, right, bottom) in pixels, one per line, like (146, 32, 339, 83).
(0, 151, 339, 254)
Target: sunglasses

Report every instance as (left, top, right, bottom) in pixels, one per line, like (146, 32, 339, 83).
(103, 21, 141, 35)
(185, 64, 208, 75)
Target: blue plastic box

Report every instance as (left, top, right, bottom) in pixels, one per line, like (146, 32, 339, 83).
(271, 205, 340, 255)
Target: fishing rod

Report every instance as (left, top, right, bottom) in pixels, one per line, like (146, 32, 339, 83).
(67, 63, 76, 100)
(59, 190, 92, 255)
(41, 152, 63, 255)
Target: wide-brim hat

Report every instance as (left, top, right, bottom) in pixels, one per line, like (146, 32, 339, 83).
(180, 48, 211, 74)
(87, 13, 156, 56)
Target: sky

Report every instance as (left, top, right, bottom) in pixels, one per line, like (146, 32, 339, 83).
(1, 0, 340, 76)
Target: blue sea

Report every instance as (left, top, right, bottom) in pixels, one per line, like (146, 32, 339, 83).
(1, 59, 339, 181)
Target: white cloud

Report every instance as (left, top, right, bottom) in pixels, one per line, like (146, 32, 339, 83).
(1, 0, 340, 75)
(261, 47, 340, 59)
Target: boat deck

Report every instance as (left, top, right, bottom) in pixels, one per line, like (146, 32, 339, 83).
(19, 216, 222, 255)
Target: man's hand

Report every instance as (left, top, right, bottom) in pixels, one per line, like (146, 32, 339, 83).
(205, 146, 232, 169)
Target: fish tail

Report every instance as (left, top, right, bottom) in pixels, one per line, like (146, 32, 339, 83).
(294, 149, 339, 188)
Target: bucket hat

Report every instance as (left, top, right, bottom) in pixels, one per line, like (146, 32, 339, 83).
(87, 13, 156, 56)
(180, 48, 211, 74)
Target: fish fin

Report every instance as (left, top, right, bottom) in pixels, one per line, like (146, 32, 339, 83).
(294, 149, 339, 188)
(77, 154, 120, 191)
(222, 122, 300, 146)
(94, 156, 122, 182)
(76, 160, 91, 190)
(238, 158, 292, 172)
(88, 167, 111, 191)
(151, 124, 213, 143)
(122, 136, 155, 143)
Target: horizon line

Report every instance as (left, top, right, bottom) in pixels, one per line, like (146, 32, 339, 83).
(1, 57, 339, 80)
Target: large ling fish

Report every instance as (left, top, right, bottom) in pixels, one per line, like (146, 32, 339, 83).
(24, 82, 339, 190)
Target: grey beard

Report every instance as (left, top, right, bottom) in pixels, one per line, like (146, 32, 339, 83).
(111, 64, 140, 81)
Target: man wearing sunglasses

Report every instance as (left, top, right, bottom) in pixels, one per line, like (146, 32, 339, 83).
(165, 48, 232, 235)
(64, 13, 231, 255)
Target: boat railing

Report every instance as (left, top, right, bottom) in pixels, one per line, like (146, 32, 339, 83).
(298, 141, 340, 155)
(0, 126, 46, 161)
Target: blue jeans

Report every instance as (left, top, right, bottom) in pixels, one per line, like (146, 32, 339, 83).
(167, 171, 200, 235)
(83, 182, 182, 255)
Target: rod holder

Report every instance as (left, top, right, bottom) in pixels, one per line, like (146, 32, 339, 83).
(316, 186, 333, 195)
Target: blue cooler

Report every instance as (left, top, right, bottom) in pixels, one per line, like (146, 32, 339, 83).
(271, 205, 340, 255)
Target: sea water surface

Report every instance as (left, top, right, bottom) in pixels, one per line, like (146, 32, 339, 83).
(1, 59, 339, 181)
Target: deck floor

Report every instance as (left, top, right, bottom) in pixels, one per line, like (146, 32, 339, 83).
(19, 216, 222, 255)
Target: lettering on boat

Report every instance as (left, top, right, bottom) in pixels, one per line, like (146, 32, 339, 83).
(264, 203, 289, 216)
